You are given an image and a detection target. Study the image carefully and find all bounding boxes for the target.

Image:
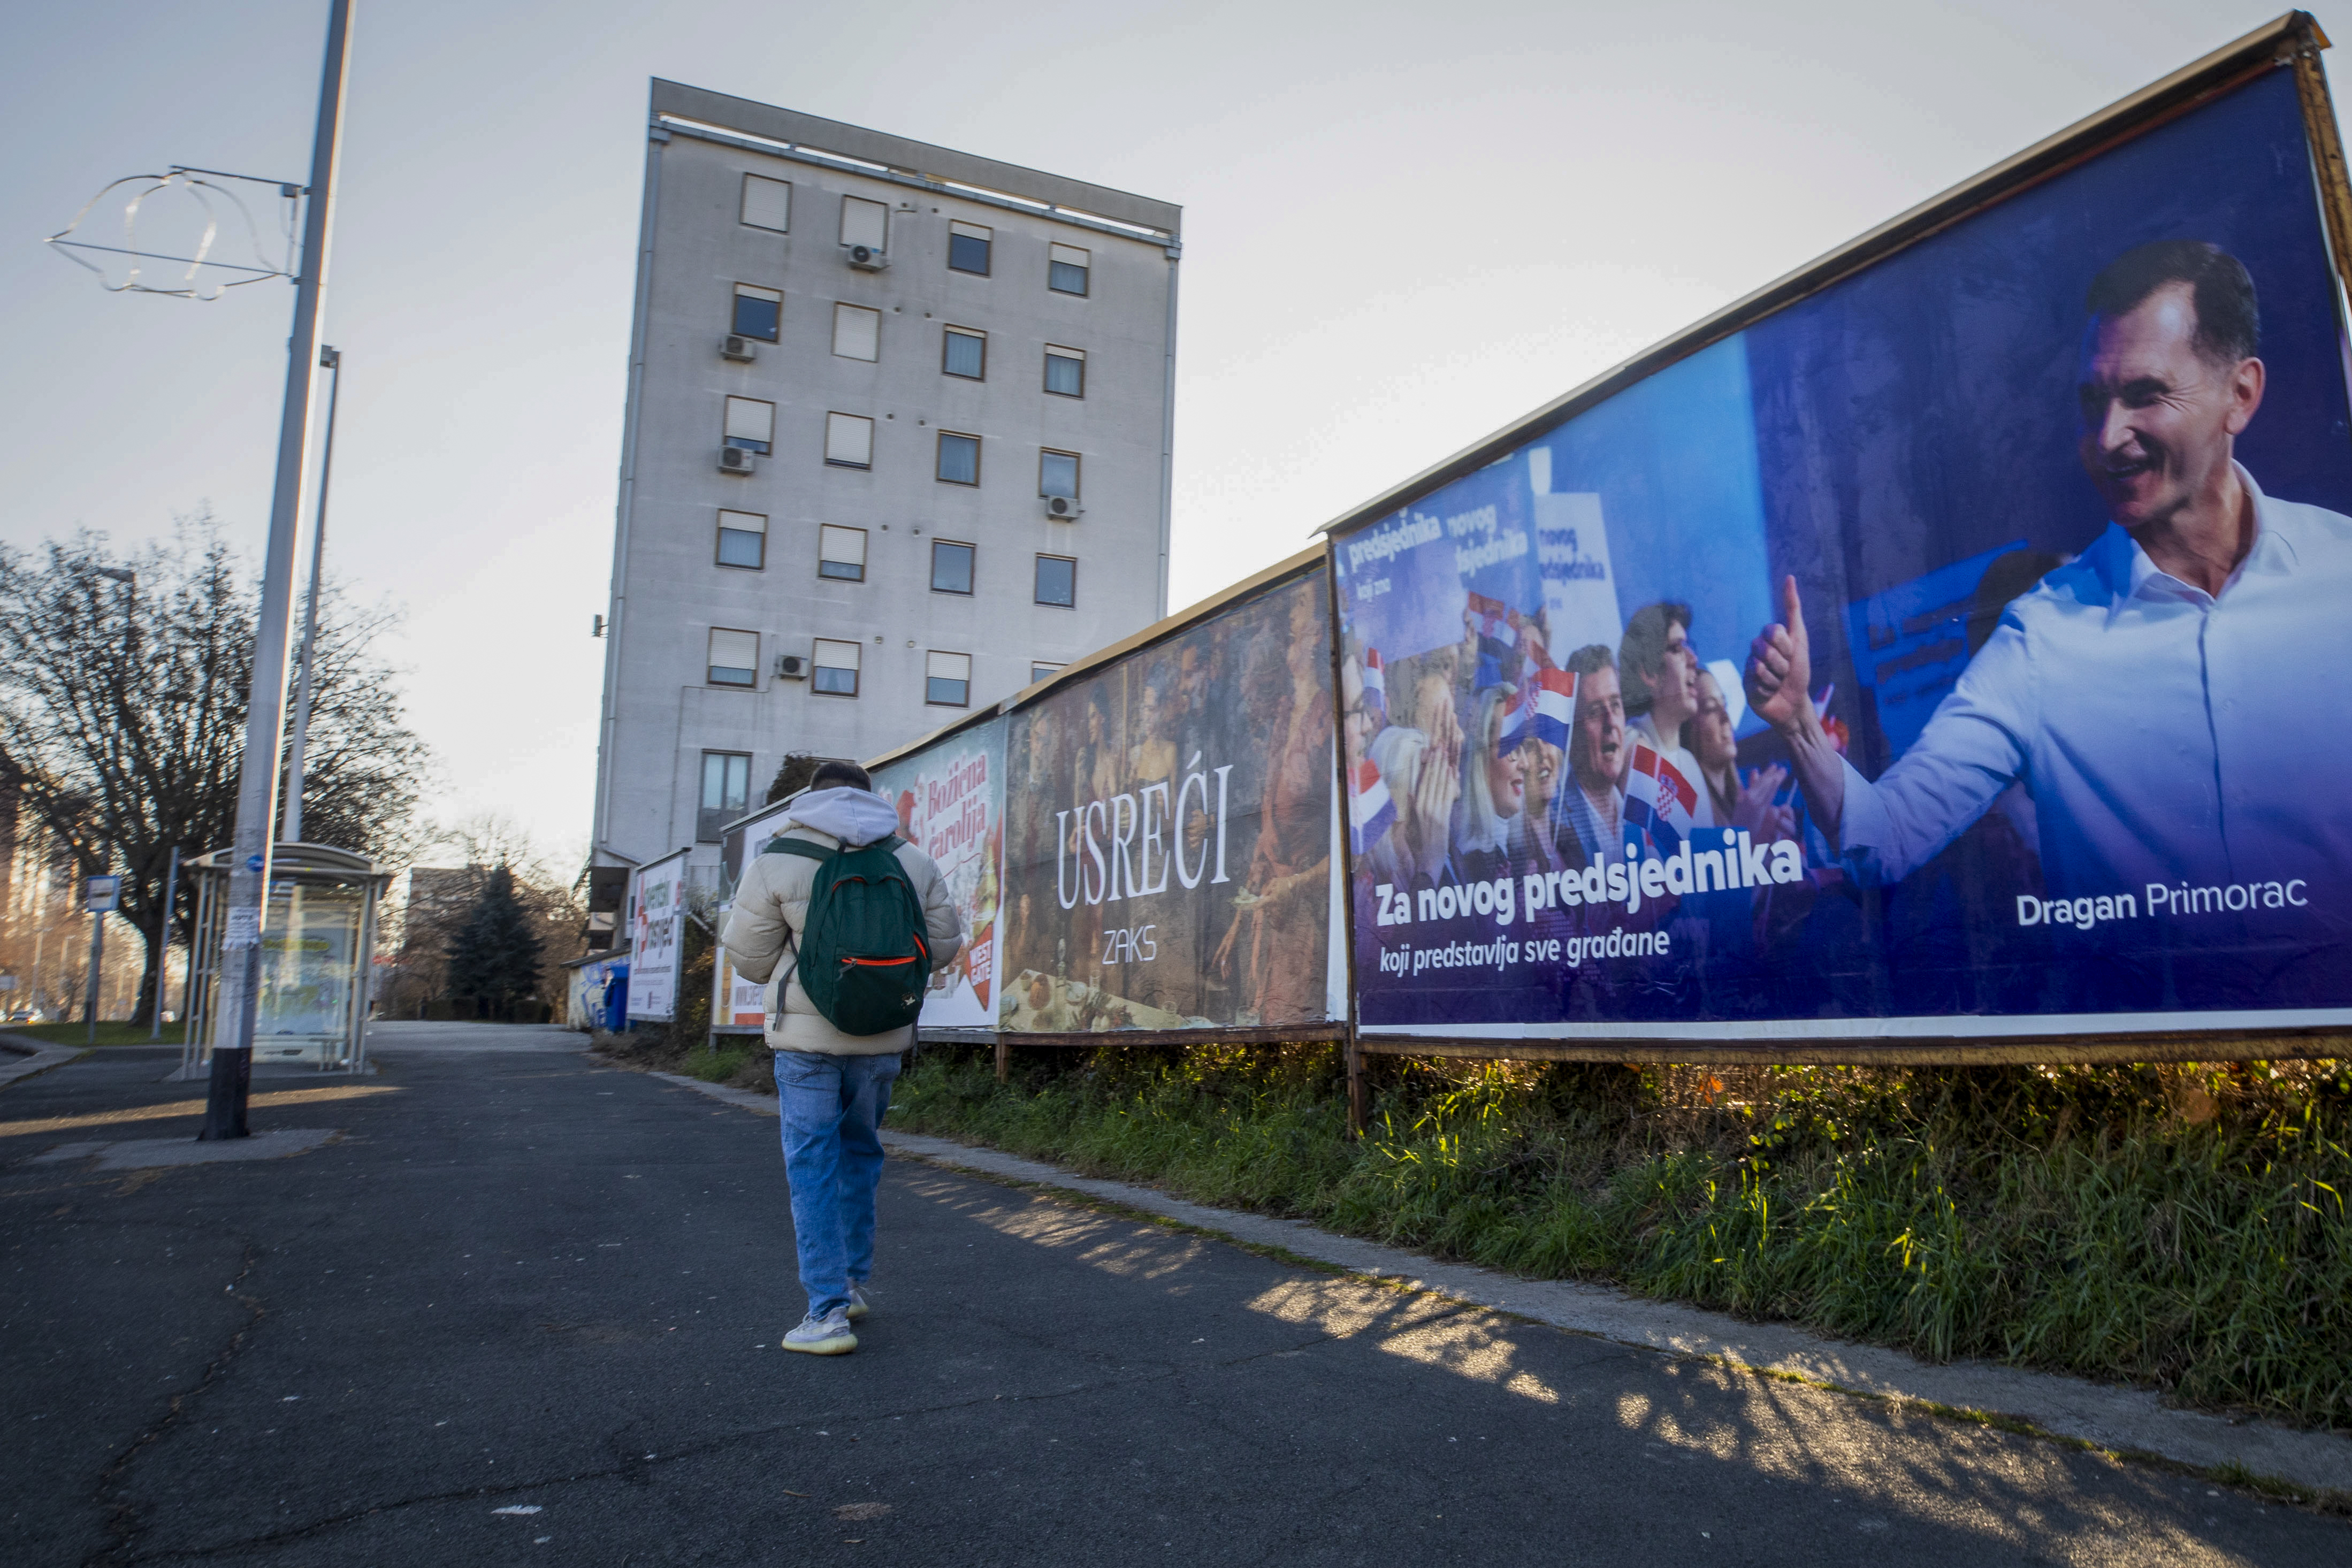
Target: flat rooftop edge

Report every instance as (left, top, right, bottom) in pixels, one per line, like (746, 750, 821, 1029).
(650, 80, 1181, 236)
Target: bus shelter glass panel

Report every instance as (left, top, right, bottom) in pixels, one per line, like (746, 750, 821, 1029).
(253, 879, 366, 1067)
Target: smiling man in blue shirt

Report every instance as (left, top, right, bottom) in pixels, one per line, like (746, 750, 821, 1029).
(1745, 241, 2352, 1005)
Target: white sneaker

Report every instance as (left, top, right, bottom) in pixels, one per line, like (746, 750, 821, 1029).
(781, 1309, 857, 1355)
(845, 1286, 873, 1322)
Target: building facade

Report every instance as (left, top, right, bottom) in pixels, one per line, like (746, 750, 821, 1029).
(592, 81, 1181, 876)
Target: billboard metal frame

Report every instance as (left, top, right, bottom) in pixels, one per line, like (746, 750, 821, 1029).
(1320, 12, 2352, 1072)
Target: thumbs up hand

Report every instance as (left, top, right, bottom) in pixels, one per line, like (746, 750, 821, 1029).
(1745, 575, 1815, 736)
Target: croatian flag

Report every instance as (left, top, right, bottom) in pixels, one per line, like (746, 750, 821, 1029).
(1624, 741, 1698, 851)
(1467, 592, 1517, 648)
(1498, 667, 1578, 755)
(1468, 592, 1519, 689)
(1361, 648, 1388, 723)
(1348, 758, 1398, 854)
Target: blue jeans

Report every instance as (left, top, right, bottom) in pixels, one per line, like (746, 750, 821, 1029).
(774, 1049, 902, 1319)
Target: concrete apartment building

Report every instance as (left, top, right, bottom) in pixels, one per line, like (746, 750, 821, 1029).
(592, 81, 1181, 875)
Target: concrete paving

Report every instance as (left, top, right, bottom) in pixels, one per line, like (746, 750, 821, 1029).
(0, 1029, 83, 1088)
(1, 1021, 2344, 1566)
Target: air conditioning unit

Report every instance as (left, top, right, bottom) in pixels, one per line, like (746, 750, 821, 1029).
(719, 446, 757, 476)
(774, 653, 807, 680)
(1044, 495, 1083, 521)
(845, 243, 888, 271)
(721, 334, 758, 362)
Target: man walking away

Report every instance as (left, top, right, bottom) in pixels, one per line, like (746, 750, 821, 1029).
(720, 760, 964, 1355)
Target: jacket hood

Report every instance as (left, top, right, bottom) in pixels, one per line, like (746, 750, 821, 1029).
(786, 786, 902, 847)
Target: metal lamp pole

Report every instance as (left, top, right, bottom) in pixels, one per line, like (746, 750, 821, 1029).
(202, 0, 353, 1142)
(85, 565, 136, 1044)
(149, 846, 180, 1041)
(282, 343, 341, 846)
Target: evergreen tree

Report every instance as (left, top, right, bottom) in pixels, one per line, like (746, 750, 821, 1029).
(445, 863, 544, 1018)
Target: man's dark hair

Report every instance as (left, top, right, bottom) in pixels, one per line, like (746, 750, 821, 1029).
(1563, 643, 1617, 680)
(2085, 240, 2259, 365)
(1616, 602, 1690, 717)
(810, 759, 873, 792)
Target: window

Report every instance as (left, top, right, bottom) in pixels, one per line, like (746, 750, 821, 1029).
(926, 651, 972, 707)
(936, 431, 980, 485)
(1039, 449, 1080, 499)
(930, 539, 974, 594)
(1035, 554, 1076, 608)
(731, 284, 781, 341)
(740, 174, 791, 233)
(716, 509, 766, 570)
(824, 412, 873, 469)
(948, 220, 992, 276)
(1044, 345, 1085, 397)
(942, 326, 986, 380)
(724, 396, 774, 455)
(1048, 242, 1090, 295)
(839, 195, 887, 252)
(832, 303, 879, 361)
(708, 628, 759, 687)
(812, 638, 860, 697)
(698, 751, 752, 842)
(1031, 661, 1064, 684)
(818, 525, 867, 582)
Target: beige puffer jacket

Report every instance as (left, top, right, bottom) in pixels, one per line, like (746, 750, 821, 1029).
(718, 788, 964, 1055)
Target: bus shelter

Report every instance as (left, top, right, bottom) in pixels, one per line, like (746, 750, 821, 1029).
(184, 843, 392, 1075)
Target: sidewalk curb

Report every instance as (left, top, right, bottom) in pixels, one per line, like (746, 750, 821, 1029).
(650, 1068, 2352, 1501)
(0, 1031, 85, 1090)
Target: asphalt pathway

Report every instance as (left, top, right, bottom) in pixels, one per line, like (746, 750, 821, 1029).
(2, 1022, 2344, 1566)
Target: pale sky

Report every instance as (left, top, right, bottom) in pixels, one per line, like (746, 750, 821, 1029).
(0, 0, 2326, 863)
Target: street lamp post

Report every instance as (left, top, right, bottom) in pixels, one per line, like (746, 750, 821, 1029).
(150, 846, 180, 1041)
(85, 565, 137, 1044)
(283, 343, 341, 846)
(202, 0, 353, 1142)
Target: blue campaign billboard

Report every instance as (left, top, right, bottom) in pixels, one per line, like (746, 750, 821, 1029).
(1334, 58, 2352, 1043)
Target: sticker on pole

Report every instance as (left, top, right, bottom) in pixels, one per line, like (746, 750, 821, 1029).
(224, 907, 262, 950)
(83, 875, 121, 913)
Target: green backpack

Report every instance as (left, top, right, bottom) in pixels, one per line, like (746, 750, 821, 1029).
(769, 835, 931, 1036)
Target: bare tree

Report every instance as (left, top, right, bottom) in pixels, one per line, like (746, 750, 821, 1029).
(0, 512, 433, 1022)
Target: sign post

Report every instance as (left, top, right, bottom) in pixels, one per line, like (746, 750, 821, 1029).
(83, 874, 121, 1044)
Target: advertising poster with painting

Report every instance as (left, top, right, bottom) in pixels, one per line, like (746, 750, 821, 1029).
(1335, 64, 2352, 1041)
(998, 566, 1343, 1035)
(871, 717, 1007, 1031)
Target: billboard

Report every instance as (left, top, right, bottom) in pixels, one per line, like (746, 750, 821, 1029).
(871, 716, 1007, 1031)
(626, 848, 689, 1023)
(998, 562, 1344, 1035)
(1333, 55, 2352, 1043)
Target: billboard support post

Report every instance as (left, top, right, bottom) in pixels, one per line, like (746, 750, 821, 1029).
(1323, 552, 1369, 1136)
(204, 0, 353, 1143)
